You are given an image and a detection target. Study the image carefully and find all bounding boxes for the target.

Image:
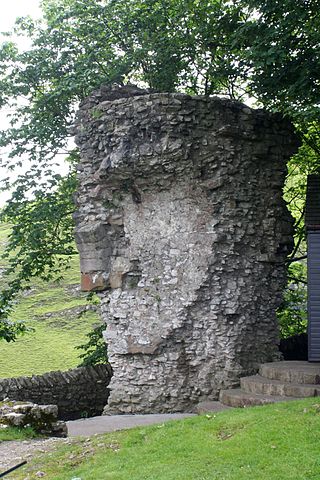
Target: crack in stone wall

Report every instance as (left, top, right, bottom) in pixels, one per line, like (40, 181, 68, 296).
(73, 85, 299, 413)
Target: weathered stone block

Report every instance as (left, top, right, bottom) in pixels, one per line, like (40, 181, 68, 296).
(0, 401, 67, 437)
(3, 412, 25, 427)
(73, 85, 299, 414)
(81, 272, 109, 291)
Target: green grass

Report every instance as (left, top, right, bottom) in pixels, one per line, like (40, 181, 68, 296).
(0, 310, 98, 377)
(0, 425, 38, 442)
(0, 223, 99, 378)
(10, 399, 320, 480)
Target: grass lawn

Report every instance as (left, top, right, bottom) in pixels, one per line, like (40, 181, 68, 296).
(10, 398, 320, 480)
(0, 426, 37, 443)
(0, 223, 99, 378)
(0, 309, 98, 377)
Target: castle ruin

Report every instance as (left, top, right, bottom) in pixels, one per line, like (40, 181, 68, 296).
(73, 85, 298, 413)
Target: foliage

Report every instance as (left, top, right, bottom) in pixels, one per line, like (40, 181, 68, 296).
(76, 323, 109, 366)
(235, 0, 319, 337)
(0, 170, 77, 341)
(234, 0, 320, 122)
(236, 0, 319, 284)
(0, 0, 246, 340)
(1, 171, 77, 285)
(0, 0, 319, 340)
(0, 318, 28, 342)
(12, 399, 320, 480)
(277, 263, 307, 338)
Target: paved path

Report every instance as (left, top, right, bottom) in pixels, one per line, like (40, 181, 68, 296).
(67, 401, 230, 436)
(67, 413, 195, 436)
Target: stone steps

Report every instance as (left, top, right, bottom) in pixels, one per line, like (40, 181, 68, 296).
(240, 375, 320, 398)
(219, 361, 320, 408)
(219, 388, 298, 408)
(259, 361, 320, 385)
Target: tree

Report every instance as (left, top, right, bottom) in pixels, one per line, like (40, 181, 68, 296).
(233, 0, 320, 190)
(234, 0, 320, 120)
(0, 0, 319, 340)
(76, 323, 109, 366)
(233, 0, 320, 336)
(0, 0, 246, 340)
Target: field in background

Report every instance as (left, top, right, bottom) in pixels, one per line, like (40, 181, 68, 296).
(0, 223, 99, 378)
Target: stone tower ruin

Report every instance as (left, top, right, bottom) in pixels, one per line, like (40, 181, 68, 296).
(73, 85, 299, 414)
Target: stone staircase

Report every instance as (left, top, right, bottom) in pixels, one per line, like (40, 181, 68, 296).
(220, 361, 320, 407)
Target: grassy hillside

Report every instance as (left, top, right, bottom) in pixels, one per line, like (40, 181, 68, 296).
(0, 223, 100, 378)
(11, 398, 320, 480)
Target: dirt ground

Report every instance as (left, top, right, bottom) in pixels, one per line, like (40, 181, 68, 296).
(0, 437, 72, 474)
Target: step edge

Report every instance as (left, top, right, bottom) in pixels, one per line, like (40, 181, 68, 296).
(241, 375, 320, 390)
(219, 388, 299, 402)
(259, 364, 320, 385)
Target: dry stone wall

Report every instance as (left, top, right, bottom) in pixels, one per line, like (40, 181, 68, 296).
(0, 364, 112, 420)
(73, 85, 299, 414)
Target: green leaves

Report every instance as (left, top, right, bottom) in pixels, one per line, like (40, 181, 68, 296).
(234, 0, 320, 122)
(277, 263, 307, 338)
(0, 0, 319, 341)
(76, 323, 109, 366)
(0, 171, 77, 341)
(236, 1, 319, 333)
(0, 319, 29, 343)
(0, 0, 248, 344)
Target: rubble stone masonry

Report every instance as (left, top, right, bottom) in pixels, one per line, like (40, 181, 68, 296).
(73, 85, 299, 413)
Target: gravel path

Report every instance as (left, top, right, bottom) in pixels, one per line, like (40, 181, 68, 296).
(0, 438, 72, 472)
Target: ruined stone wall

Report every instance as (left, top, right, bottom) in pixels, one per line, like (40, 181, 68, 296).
(73, 85, 299, 414)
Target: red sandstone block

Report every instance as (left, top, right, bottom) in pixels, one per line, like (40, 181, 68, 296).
(81, 272, 108, 291)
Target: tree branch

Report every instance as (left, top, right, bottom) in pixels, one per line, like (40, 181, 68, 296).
(287, 255, 307, 263)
